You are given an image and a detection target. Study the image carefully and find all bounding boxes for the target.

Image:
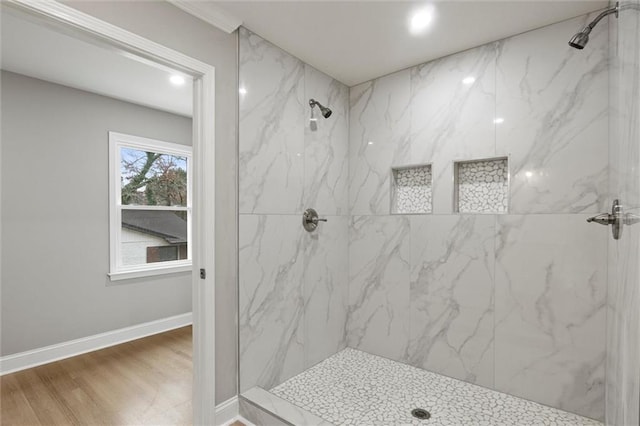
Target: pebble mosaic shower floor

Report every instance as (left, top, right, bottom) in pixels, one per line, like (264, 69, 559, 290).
(270, 348, 601, 426)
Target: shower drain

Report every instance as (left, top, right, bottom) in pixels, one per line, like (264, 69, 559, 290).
(411, 408, 431, 420)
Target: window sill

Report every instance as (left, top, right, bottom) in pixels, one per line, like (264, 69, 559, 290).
(108, 263, 192, 281)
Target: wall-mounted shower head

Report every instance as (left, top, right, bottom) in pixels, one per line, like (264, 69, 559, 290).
(568, 27, 591, 50)
(568, 2, 625, 50)
(309, 99, 332, 119)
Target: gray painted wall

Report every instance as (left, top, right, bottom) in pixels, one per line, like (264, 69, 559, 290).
(61, 1, 239, 404)
(1, 70, 192, 354)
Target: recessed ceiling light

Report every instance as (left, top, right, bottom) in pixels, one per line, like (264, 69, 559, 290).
(170, 75, 186, 86)
(462, 76, 476, 85)
(239, 87, 247, 95)
(367, 141, 374, 145)
(494, 117, 505, 124)
(409, 6, 434, 35)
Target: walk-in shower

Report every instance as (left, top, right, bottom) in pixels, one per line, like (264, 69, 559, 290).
(238, 1, 640, 423)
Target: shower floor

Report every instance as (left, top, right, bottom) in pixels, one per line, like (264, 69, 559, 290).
(270, 348, 601, 426)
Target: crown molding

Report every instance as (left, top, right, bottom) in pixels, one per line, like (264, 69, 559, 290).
(169, 1, 242, 34)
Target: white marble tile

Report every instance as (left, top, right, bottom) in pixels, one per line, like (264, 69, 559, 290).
(605, 11, 621, 424)
(410, 43, 497, 214)
(303, 215, 348, 368)
(243, 387, 333, 426)
(494, 214, 607, 420)
(239, 28, 305, 214)
(304, 65, 349, 216)
(239, 214, 305, 392)
(349, 70, 411, 215)
(496, 14, 608, 214)
(271, 348, 602, 426)
(606, 1, 640, 424)
(239, 398, 289, 426)
(407, 215, 495, 388)
(606, 225, 640, 426)
(347, 215, 410, 362)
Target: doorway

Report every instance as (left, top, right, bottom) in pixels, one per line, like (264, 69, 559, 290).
(0, 1, 216, 423)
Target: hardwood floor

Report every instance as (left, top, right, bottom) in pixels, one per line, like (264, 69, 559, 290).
(1, 326, 192, 426)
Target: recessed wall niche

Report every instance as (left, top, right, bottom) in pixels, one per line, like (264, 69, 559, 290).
(455, 157, 508, 213)
(391, 164, 432, 214)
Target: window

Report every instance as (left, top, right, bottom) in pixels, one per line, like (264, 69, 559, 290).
(109, 132, 192, 280)
(147, 245, 187, 263)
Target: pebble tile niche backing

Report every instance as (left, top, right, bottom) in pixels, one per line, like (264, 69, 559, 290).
(391, 165, 432, 214)
(456, 158, 508, 213)
(270, 348, 602, 426)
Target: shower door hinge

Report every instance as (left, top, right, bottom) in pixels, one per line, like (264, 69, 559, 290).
(200, 268, 206, 279)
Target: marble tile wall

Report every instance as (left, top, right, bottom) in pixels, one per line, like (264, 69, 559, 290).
(409, 42, 498, 215)
(349, 70, 411, 215)
(407, 215, 495, 388)
(239, 10, 612, 422)
(347, 13, 609, 420)
(496, 13, 609, 214)
(494, 215, 607, 419)
(238, 27, 350, 392)
(606, 1, 640, 425)
(238, 28, 304, 215)
(347, 215, 410, 362)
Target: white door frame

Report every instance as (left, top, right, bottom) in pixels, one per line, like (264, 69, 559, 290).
(2, 1, 217, 424)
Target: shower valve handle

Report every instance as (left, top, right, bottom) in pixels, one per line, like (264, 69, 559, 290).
(302, 208, 327, 232)
(586, 213, 615, 226)
(587, 199, 623, 240)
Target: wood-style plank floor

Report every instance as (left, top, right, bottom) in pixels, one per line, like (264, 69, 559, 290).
(1, 326, 193, 426)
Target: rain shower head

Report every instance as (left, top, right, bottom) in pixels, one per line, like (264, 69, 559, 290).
(309, 99, 332, 119)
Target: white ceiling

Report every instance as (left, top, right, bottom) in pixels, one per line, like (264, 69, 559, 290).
(213, 0, 608, 86)
(0, 1, 608, 106)
(1, 9, 193, 117)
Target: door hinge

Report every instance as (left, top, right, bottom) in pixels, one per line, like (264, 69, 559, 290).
(200, 268, 206, 279)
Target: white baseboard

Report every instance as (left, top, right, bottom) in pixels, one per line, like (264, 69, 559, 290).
(216, 396, 243, 425)
(0, 312, 192, 375)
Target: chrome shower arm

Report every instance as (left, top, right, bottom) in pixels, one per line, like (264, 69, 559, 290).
(579, 2, 640, 33)
(569, 2, 640, 49)
(585, 3, 619, 31)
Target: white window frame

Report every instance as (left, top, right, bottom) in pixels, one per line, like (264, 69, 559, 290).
(108, 131, 193, 280)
